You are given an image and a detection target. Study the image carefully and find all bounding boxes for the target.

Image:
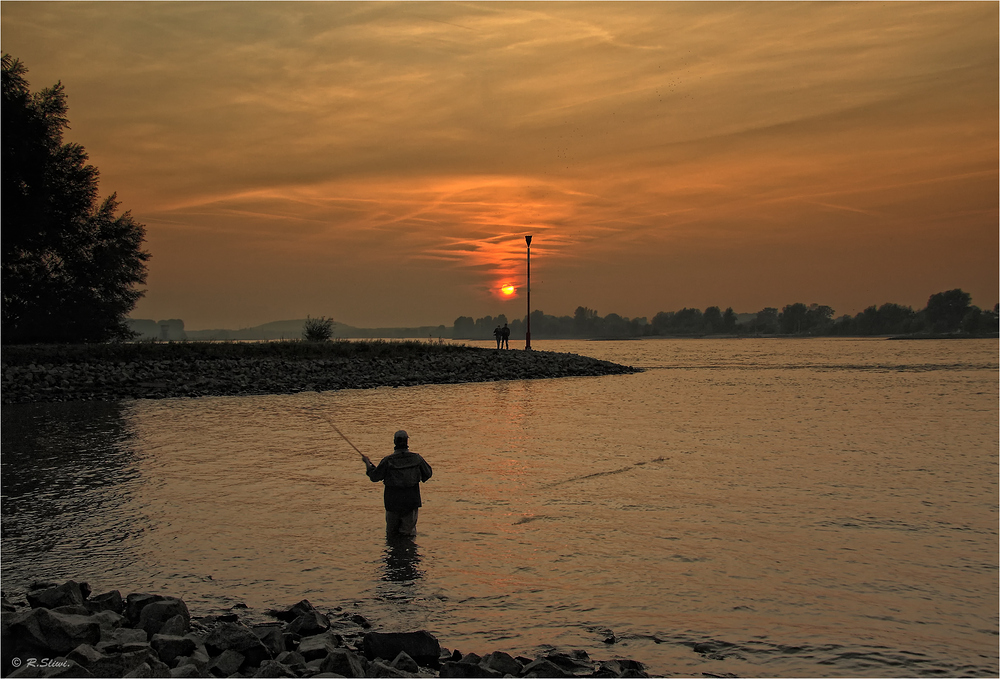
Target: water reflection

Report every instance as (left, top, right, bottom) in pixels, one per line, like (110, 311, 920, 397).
(1, 400, 147, 588)
(1, 340, 997, 678)
(380, 535, 422, 583)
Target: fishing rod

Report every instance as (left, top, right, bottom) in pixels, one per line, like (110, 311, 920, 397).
(320, 413, 372, 465)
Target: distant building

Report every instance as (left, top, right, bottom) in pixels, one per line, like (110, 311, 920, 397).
(127, 318, 186, 341)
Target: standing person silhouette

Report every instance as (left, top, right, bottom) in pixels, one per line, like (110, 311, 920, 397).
(361, 431, 433, 537)
(501, 323, 510, 349)
(493, 325, 502, 349)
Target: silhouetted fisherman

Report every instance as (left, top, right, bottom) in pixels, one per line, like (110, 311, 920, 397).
(362, 430, 433, 537)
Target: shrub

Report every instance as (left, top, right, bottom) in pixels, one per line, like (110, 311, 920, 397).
(302, 316, 334, 342)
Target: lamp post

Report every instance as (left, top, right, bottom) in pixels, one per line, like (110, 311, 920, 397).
(525, 235, 532, 350)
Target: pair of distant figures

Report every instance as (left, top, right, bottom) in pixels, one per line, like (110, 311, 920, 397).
(493, 323, 510, 349)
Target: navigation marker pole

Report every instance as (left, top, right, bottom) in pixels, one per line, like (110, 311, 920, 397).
(525, 235, 532, 350)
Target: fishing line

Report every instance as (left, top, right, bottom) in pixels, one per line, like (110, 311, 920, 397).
(317, 411, 367, 460)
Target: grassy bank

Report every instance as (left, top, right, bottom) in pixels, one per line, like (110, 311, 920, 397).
(0, 339, 475, 366)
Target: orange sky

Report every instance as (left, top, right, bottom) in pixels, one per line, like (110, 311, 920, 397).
(3, 2, 997, 330)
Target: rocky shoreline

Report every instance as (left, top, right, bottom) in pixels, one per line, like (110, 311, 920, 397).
(0, 342, 640, 404)
(1, 580, 653, 678)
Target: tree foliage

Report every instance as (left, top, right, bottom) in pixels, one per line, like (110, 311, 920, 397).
(449, 289, 996, 340)
(924, 288, 972, 333)
(2, 53, 149, 343)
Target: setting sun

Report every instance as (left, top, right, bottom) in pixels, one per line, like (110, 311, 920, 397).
(501, 285, 516, 296)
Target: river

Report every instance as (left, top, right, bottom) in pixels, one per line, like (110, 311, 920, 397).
(2, 338, 997, 677)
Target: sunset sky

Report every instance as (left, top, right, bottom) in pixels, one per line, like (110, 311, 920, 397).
(3, 2, 997, 330)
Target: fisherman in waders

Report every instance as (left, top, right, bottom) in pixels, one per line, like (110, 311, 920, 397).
(361, 430, 433, 537)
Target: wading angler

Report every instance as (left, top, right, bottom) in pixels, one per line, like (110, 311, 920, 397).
(362, 430, 433, 537)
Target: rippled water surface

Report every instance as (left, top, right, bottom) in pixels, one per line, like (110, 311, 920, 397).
(2, 338, 997, 677)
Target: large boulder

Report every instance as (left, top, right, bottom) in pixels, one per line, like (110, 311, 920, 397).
(362, 631, 440, 668)
(366, 659, 412, 678)
(173, 645, 211, 675)
(137, 599, 190, 637)
(26, 582, 90, 611)
(285, 609, 330, 637)
(252, 624, 287, 657)
(594, 659, 649, 677)
(296, 631, 341, 661)
(207, 649, 244, 677)
(251, 659, 298, 678)
(85, 591, 123, 615)
(159, 616, 187, 638)
(124, 594, 166, 627)
(92, 610, 125, 632)
(481, 651, 523, 676)
(390, 651, 419, 673)
(439, 661, 502, 678)
(314, 648, 366, 677)
(204, 621, 272, 670)
(101, 627, 148, 649)
(50, 606, 91, 617)
(67, 643, 104, 666)
(4, 607, 102, 660)
(264, 599, 319, 623)
(544, 651, 597, 675)
(521, 658, 576, 678)
(121, 655, 171, 677)
(150, 634, 197, 667)
(83, 647, 155, 678)
(274, 651, 307, 675)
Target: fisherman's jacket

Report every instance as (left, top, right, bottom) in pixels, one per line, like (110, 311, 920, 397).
(367, 448, 433, 513)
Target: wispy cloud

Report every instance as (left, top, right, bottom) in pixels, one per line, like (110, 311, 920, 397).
(2, 1, 995, 327)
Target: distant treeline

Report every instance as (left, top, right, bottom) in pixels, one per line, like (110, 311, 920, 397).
(454, 289, 999, 340)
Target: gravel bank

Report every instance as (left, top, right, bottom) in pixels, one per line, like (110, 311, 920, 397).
(2, 581, 654, 678)
(1, 342, 640, 404)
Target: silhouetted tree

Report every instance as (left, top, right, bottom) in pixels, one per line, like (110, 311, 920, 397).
(831, 301, 923, 336)
(779, 303, 809, 334)
(453, 316, 475, 338)
(875, 303, 917, 333)
(779, 303, 834, 335)
(651, 311, 673, 335)
(703, 306, 723, 334)
(2, 54, 149, 343)
(722, 307, 738, 334)
(573, 306, 599, 335)
(670, 308, 704, 334)
(807, 304, 835, 334)
(752, 308, 779, 335)
(924, 288, 971, 333)
(960, 306, 983, 334)
(474, 315, 496, 338)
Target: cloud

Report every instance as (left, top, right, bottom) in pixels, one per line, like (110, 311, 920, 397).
(2, 1, 996, 327)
